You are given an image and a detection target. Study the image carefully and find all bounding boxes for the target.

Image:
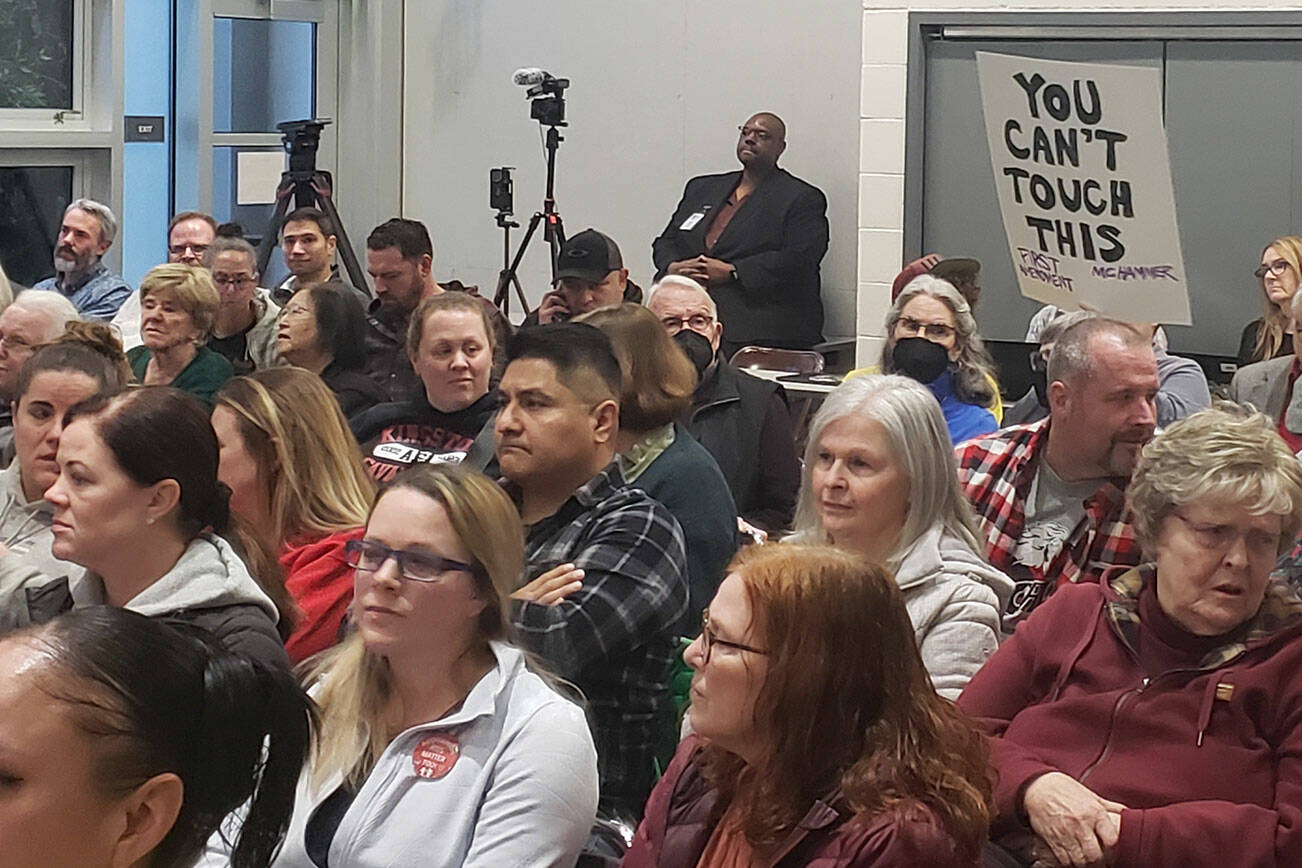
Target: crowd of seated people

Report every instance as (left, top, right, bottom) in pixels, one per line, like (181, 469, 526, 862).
(4, 114, 1302, 867)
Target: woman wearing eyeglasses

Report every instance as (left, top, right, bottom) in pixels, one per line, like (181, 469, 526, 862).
(257, 463, 599, 867)
(960, 404, 1302, 868)
(1238, 236, 1302, 367)
(880, 275, 999, 445)
(202, 236, 281, 375)
(625, 544, 993, 867)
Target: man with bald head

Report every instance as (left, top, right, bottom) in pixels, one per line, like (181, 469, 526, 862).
(646, 275, 799, 531)
(653, 112, 828, 358)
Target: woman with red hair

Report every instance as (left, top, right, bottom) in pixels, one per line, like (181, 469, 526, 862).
(624, 544, 992, 867)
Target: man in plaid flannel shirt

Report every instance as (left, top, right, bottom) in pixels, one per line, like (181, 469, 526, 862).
(956, 318, 1158, 632)
(497, 324, 689, 818)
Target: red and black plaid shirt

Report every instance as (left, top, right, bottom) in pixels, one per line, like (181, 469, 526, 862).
(955, 418, 1142, 626)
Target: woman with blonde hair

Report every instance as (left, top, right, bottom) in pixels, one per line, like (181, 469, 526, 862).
(1238, 235, 1302, 365)
(350, 291, 498, 479)
(628, 543, 993, 866)
(250, 463, 599, 866)
(578, 302, 738, 618)
(127, 263, 233, 406)
(214, 366, 373, 663)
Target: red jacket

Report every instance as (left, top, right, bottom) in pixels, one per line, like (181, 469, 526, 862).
(280, 527, 364, 664)
(957, 566, 1302, 867)
(622, 736, 975, 868)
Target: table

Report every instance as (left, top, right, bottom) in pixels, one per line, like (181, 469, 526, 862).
(741, 368, 844, 448)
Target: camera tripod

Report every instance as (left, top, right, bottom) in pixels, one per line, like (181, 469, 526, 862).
(493, 124, 567, 317)
(254, 119, 370, 297)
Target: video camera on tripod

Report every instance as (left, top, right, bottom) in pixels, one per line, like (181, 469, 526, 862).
(254, 117, 369, 297)
(493, 68, 573, 317)
(512, 68, 570, 126)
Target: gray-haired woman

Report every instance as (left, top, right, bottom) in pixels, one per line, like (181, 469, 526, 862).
(881, 274, 1000, 444)
(789, 373, 1012, 698)
(961, 403, 1302, 868)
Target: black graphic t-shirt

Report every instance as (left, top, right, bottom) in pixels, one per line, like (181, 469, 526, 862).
(350, 391, 496, 482)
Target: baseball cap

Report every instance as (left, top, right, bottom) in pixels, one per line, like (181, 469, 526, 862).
(555, 229, 623, 283)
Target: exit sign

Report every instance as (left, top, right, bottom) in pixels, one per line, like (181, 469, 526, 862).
(124, 116, 165, 142)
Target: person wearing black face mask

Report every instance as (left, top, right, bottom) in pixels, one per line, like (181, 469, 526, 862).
(882, 276, 999, 445)
(647, 277, 801, 532)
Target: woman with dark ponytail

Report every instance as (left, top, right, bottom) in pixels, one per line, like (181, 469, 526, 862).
(0, 606, 312, 867)
(39, 386, 293, 668)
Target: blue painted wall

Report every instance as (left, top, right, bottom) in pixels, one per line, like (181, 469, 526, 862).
(121, 0, 172, 287)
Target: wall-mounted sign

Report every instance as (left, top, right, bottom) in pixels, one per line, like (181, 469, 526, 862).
(124, 116, 165, 142)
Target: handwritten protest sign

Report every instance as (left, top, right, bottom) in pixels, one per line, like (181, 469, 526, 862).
(976, 52, 1191, 325)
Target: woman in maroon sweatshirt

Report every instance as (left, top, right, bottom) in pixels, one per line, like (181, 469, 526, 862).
(625, 543, 992, 867)
(960, 403, 1302, 868)
(214, 366, 374, 664)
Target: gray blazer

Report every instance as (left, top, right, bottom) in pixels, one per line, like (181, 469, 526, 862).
(1229, 355, 1301, 432)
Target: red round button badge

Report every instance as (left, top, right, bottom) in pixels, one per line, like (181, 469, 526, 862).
(411, 732, 460, 780)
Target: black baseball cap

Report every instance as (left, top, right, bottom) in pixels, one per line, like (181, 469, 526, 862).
(555, 229, 623, 283)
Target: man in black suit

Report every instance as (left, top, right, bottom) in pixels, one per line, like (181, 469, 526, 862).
(652, 112, 829, 359)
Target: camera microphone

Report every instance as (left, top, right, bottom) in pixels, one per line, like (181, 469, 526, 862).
(512, 68, 550, 86)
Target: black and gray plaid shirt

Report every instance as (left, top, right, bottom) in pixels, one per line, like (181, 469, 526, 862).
(511, 461, 689, 815)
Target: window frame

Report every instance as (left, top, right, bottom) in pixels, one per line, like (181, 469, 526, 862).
(0, 0, 89, 129)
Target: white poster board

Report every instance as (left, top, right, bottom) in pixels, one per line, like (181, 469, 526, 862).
(976, 52, 1191, 325)
(236, 151, 286, 206)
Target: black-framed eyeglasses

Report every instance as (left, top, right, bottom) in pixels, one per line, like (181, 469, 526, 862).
(897, 316, 956, 341)
(344, 538, 474, 583)
(1028, 346, 1051, 372)
(737, 125, 773, 141)
(700, 608, 768, 664)
(168, 243, 210, 256)
(1254, 259, 1290, 280)
(212, 273, 256, 287)
(660, 313, 714, 332)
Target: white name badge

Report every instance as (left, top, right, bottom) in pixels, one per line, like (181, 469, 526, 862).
(679, 211, 706, 231)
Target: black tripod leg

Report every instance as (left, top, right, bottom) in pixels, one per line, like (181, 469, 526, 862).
(257, 179, 294, 278)
(496, 212, 543, 313)
(313, 173, 371, 298)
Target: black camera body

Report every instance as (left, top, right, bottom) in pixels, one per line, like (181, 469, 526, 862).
(527, 77, 569, 127)
(277, 118, 331, 175)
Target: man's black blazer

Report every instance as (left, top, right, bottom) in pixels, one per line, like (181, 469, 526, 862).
(652, 168, 829, 349)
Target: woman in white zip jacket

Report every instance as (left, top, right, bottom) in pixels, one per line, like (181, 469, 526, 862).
(788, 374, 1013, 699)
(210, 462, 599, 868)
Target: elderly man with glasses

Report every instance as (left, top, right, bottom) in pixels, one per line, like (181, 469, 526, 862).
(646, 275, 800, 533)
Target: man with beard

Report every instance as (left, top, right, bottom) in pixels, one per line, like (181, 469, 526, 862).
(30, 199, 132, 321)
(645, 275, 799, 533)
(362, 218, 508, 401)
(956, 317, 1158, 632)
(652, 112, 828, 358)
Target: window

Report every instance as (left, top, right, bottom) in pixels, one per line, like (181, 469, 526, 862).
(0, 166, 73, 287)
(0, 0, 74, 110)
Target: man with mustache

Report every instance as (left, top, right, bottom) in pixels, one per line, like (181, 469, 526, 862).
(30, 199, 131, 321)
(956, 318, 1159, 632)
